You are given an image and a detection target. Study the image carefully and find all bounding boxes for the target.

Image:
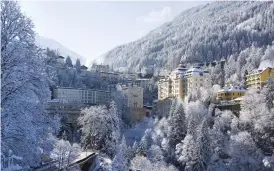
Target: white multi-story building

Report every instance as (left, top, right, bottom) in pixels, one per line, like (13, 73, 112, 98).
(53, 87, 111, 105)
(185, 67, 210, 93)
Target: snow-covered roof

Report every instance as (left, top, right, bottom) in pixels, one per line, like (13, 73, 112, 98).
(234, 97, 243, 101)
(217, 85, 246, 93)
(135, 78, 151, 81)
(249, 67, 273, 75)
(55, 86, 110, 92)
(185, 67, 209, 77)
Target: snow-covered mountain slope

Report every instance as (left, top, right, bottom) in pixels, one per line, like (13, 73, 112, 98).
(35, 35, 85, 64)
(102, 1, 274, 74)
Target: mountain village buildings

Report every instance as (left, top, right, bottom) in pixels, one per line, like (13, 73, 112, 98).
(157, 62, 210, 101)
(48, 62, 274, 124)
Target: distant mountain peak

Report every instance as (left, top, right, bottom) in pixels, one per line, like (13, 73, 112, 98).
(35, 35, 86, 64)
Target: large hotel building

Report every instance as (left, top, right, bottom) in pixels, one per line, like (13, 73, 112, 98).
(158, 62, 210, 101)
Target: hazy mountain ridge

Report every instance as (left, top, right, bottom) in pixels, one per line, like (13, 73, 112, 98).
(102, 1, 274, 74)
(35, 35, 86, 64)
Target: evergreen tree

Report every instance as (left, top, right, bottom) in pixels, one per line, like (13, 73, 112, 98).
(168, 102, 186, 148)
(111, 136, 129, 171)
(75, 58, 81, 71)
(65, 56, 73, 67)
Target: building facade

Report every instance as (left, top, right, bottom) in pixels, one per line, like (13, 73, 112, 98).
(157, 63, 210, 101)
(134, 78, 153, 89)
(216, 84, 246, 101)
(158, 77, 171, 100)
(246, 67, 274, 89)
(120, 85, 143, 108)
(185, 67, 210, 93)
(98, 71, 119, 84)
(91, 64, 110, 72)
(117, 84, 146, 122)
(53, 87, 111, 105)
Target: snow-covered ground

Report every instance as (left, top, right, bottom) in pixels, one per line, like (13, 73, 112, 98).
(73, 150, 94, 162)
(123, 117, 156, 145)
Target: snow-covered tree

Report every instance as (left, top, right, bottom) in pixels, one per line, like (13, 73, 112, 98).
(51, 139, 81, 168)
(130, 155, 178, 171)
(111, 136, 128, 171)
(138, 129, 153, 155)
(1, 1, 58, 167)
(1, 150, 23, 171)
(102, 101, 121, 158)
(75, 58, 81, 71)
(167, 101, 186, 148)
(147, 145, 164, 163)
(65, 56, 73, 67)
(175, 134, 197, 171)
(240, 88, 274, 155)
(78, 106, 109, 150)
(228, 131, 264, 171)
(78, 104, 122, 158)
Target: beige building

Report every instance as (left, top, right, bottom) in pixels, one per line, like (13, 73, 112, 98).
(157, 63, 210, 101)
(117, 84, 146, 122)
(120, 84, 143, 108)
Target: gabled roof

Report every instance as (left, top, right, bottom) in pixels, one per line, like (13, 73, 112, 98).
(217, 85, 246, 93)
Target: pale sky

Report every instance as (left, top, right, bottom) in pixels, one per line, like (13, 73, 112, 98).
(19, 1, 206, 65)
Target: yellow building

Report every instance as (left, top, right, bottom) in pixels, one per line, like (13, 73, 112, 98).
(216, 84, 246, 101)
(246, 67, 274, 89)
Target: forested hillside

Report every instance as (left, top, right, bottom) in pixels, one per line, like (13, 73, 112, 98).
(102, 1, 274, 75)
